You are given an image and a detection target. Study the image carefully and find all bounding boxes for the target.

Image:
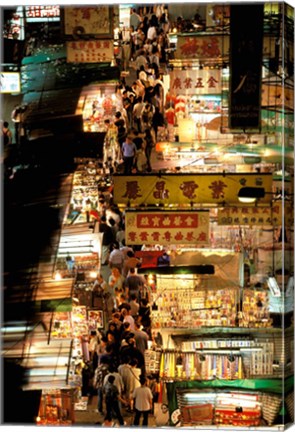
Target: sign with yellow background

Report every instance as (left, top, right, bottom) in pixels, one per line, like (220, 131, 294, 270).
(218, 202, 293, 226)
(113, 173, 273, 206)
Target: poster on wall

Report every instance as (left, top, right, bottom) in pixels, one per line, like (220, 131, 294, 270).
(63, 6, 113, 38)
(88, 310, 104, 329)
(229, 4, 264, 130)
(125, 210, 209, 245)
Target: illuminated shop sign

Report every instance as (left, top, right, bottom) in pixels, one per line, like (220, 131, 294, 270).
(175, 35, 230, 60)
(66, 40, 113, 63)
(113, 173, 273, 206)
(125, 210, 209, 245)
(25, 6, 60, 22)
(3, 6, 25, 40)
(218, 203, 293, 227)
(0, 72, 21, 93)
(170, 69, 221, 95)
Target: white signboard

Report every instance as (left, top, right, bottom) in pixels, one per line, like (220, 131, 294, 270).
(170, 69, 221, 96)
(0, 72, 21, 94)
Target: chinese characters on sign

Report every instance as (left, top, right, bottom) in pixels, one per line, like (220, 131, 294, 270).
(218, 203, 293, 227)
(170, 70, 221, 96)
(66, 40, 113, 63)
(64, 6, 112, 37)
(113, 174, 273, 206)
(176, 35, 229, 59)
(125, 211, 209, 245)
(25, 6, 60, 21)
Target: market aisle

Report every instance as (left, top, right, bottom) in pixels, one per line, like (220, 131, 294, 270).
(74, 394, 157, 427)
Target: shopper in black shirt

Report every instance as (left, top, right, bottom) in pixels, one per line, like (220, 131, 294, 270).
(99, 215, 114, 265)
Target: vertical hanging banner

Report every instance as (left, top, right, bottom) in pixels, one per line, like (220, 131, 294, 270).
(229, 4, 264, 130)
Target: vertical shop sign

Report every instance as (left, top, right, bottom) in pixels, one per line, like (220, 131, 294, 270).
(229, 4, 264, 130)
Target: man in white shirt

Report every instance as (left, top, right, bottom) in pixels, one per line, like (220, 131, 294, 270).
(147, 26, 157, 42)
(121, 26, 132, 71)
(132, 376, 153, 426)
(133, 96, 145, 132)
(109, 242, 125, 272)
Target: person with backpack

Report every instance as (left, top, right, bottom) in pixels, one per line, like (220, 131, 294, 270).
(93, 358, 110, 415)
(103, 375, 127, 426)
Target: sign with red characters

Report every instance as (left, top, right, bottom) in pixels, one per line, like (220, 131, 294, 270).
(125, 211, 209, 245)
(175, 35, 229, 60)
(170, 69, 221, 95)
(66, 40, 113, 63)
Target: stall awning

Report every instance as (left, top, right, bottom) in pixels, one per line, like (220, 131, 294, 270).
(1, 321, 73, 391)
(34, 279, 74, 301)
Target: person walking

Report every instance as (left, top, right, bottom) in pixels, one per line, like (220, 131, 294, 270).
(132, 376, 153, 427)
(144, 128, 155, 172)
(99, 215, 114, 265)
(93, 358, 110, 415)
(104, 375, 127, 426)
(108, 242, 125, 272)
(121, 136, 137, 174)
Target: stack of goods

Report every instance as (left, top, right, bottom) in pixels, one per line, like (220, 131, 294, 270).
(285, 392, 294, 423)
(159, 350, 243, 381)
(182, 403, 214, 426)
(249, 341, 274, 376)
(260, 393, 282, 426)
(214, 393, 261, 427)
(240, 289, 272, 328)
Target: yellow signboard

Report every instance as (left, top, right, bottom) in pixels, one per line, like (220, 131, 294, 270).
(218, 203, 293, 226)
(113, 173, 273, 206)
(125, 210, 209, 245)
